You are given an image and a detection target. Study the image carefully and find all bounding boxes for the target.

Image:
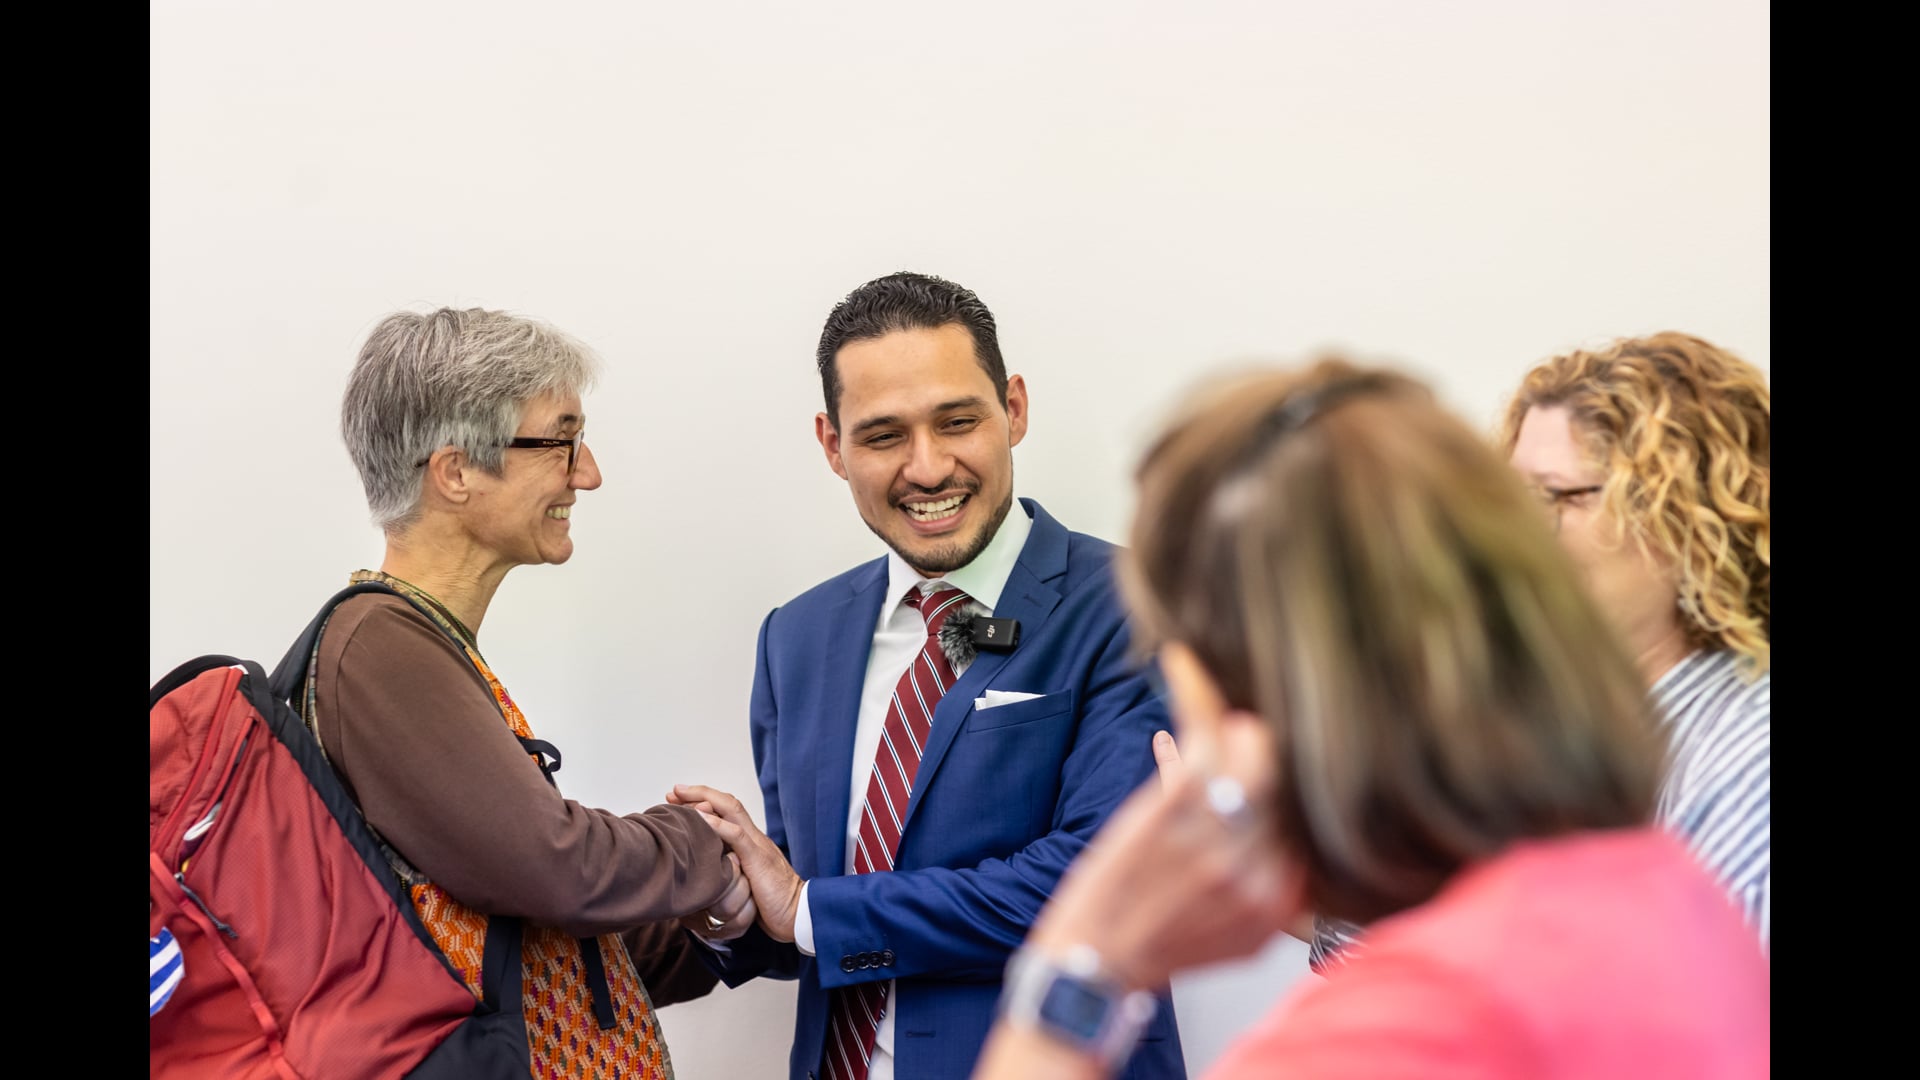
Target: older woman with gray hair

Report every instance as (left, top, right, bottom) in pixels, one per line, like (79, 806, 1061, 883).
(304, 307, 753, 1078)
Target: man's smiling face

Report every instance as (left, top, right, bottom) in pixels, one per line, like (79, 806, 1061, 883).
(816, 323, 1028, 576)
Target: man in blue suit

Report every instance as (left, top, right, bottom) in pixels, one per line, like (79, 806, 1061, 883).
(673, 271, 1185, 1080)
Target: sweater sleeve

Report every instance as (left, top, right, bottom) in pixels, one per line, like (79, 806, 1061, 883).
(618, 921, 722, 1008)
(312, 594, 733, 937)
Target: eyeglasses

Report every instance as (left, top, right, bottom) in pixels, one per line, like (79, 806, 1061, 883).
(1531, 483, 1602, 533)
(504, 431, 585, 475)
(414, 430, 586, 474)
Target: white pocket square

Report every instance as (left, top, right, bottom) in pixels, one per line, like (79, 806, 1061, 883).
(975, 690, 1045, 711)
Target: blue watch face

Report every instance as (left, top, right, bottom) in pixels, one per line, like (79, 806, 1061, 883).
(1039, 977, 1111, 1041)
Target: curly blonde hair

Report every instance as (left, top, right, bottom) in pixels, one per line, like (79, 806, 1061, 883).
(1498, 332, 1769, 675)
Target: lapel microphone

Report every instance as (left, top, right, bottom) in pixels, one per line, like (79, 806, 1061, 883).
(937, 607, 1022, 669)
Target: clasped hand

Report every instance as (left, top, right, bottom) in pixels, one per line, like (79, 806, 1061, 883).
(668, 783, 806, 944)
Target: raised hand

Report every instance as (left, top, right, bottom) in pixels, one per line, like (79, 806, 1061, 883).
(1151, 729, 1185, 788)
(669, 783, 806, 943)
(1021, 741, 1302, 993)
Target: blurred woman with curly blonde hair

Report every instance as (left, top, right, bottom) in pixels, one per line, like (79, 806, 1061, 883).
(1503, 331, 1770, 948)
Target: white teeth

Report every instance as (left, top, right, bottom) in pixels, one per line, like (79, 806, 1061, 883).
(547, 506, 570, 519)
(904, 495, 965, 518)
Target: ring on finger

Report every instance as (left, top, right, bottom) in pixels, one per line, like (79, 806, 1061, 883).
(1205, 776, 1256, 833)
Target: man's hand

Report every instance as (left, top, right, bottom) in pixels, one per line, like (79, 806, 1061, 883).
(669, 784, 805, 943)
(679, 852, 759, 942)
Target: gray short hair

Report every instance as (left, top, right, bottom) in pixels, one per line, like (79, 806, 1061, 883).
(342, 307, 602, 532)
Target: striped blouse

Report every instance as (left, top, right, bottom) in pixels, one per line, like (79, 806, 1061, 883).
(1650, 649, 1771, 949)
(1308, 648, 1772, 971)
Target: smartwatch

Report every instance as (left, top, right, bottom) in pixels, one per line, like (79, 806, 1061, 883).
(999, 944, 1157, 1073)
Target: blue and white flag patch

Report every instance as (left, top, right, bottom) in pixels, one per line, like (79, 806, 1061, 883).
(151, 928, 184, 1017)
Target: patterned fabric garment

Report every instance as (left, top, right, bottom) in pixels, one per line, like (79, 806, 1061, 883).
(304, 570, 672, 1080)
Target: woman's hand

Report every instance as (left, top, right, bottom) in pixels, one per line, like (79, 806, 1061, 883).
(1024, 727, 1302, 992)
(679, 852, 759, 942)
(670, 783, 806, 943)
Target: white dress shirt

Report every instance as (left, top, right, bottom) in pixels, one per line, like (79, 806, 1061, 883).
(792, 498, 1033, 1080)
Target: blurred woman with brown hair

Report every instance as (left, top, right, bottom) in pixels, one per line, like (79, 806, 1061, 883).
(969, 360, 1768, 1079)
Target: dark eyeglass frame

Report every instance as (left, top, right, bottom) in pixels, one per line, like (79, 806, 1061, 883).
(503, 433, 585, 475)
(415, 430, 585, 474)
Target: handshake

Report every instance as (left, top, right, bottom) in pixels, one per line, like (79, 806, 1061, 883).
(666, 783, 806, 945)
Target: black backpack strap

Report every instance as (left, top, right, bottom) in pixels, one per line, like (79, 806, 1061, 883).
(516, 737, 562, 789)
(258, 581, 486, 989)
(506, 733, 610, 1027)
(479, 914, 525, 1016)
(578, 935, 618, 1030)
(267, 581, 406, 701)
(277, 580, 608, 1031)
(151, 654, 264, 707)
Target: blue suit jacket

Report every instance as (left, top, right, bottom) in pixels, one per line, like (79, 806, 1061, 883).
(708, 499, 1187, 1080)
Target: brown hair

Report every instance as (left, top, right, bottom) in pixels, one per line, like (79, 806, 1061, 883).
(1123, 359, 1660, 925)
(1497, 332, 1769, 674)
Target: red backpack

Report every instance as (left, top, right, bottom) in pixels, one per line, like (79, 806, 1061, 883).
(149, 583, 529, 1079)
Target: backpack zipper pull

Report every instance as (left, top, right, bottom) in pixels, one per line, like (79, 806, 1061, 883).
(176, 873, 238, 939)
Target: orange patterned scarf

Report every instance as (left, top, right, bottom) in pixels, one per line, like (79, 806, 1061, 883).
(308, 571, 673, 1080)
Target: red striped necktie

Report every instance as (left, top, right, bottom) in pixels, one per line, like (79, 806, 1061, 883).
(822, 585, 969, 1080)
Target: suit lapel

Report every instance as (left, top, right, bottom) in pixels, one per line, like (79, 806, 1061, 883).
(901, 501, 1068, 832)
(813, 558, 889, 880)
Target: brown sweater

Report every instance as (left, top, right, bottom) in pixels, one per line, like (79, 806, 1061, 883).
(311, 592, 730, 1006)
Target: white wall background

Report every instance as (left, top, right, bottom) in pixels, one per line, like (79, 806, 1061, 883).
(150, 2, 1768, 1076)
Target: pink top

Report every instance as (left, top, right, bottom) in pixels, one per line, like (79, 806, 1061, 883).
(1207, 829, 1769, 1079)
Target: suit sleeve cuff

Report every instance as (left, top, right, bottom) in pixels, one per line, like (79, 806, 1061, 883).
(794, 879, 816, 957)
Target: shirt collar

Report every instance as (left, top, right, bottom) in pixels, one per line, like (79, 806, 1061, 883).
(884, 495, 1033, 614)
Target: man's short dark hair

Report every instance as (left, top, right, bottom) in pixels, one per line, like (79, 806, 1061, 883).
(816, 271, 1007, 428)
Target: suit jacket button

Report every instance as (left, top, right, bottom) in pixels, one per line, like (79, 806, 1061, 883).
(860, 951, 875, 968)
(880, 949, 896, 966)
(840, 955, 857, 973)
